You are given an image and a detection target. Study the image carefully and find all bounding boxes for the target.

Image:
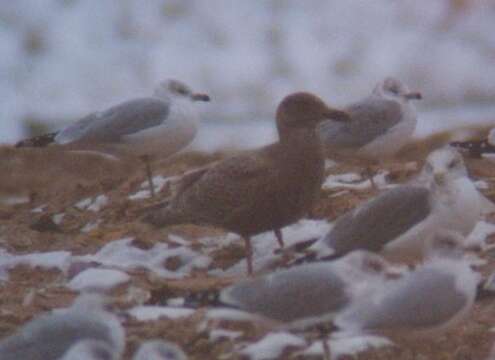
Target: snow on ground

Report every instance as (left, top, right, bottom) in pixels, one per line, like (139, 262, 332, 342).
(322, 171, 390, 191)
(302, 333, 392, 359)
(67, 268, 130, 292)
(129, 305, 195, 321)
(74, 195, 108, 212)
(241, 332, 306, 360)
(73, 237, 211, 279)
(0, 248, 71, 281)
(128, 175, 178, 200)
(210, 219, 331, 276)
(209, 329, 243, 342)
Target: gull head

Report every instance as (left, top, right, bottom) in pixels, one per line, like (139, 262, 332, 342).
(422, 146, 467, 186)
(373, 77, 422, 102)
(153, 79, 210, 102)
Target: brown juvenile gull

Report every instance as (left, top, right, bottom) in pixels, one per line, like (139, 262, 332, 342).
(303, 146, 486, 262)
(143, 92, 350, 274)
(15, 79, 210, 197)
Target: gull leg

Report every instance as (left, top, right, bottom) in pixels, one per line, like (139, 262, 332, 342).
(243, 236, 253, 276)
(274, 228, 284, 248)
(363, 166, 378, 191)
(140, 155, 155, 198)
(316, 326, 332, 360)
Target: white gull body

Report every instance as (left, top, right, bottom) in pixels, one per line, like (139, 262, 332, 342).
(309, 147, 487, 259)
(133, 340, 187, 360)
(319, 77, 421, 160)
(0, 294, 124, 360)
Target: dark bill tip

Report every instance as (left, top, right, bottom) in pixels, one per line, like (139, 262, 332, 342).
(191, 93, 211, 102)
(404, 92, 422, 100)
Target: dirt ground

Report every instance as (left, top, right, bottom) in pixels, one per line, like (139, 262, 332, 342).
(2, 133, 495, 359)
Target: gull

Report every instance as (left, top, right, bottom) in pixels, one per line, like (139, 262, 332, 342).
(334, 246, 480, 339)
(219, 251, 389, 360)
(0, 294, 124, 360)
(143, 92, 350, 274)
(319, 77, 421, 187)
(306, 146, 487, 261)
(319, 77, 421, 160)
(133, 340, 187, 360)
(15, 79, 210, 197)
(219, 250, 389, 330)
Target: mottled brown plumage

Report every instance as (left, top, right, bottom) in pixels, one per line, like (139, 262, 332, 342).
(143, 92, 350, 274)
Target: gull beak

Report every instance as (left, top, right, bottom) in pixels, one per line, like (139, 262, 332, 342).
(191, 93, 211, 102)
(434, 172, 446, 185)
(403, 92, 422, 100)
(324, 108, 351, 122)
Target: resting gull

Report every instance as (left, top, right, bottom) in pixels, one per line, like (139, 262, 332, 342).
(0, 294, 124, 360)
(335, 245, 480, 339)
(306, 146, 487, 261)
(143, 92, 350, 274)
(15, 79, 210, 197)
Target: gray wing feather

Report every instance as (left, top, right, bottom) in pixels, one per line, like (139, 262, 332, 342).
(319, 97, 402, 149)
(221, 263, 349, 323)
(351, 269, 466, 330)
(323, 186, 431, 256)
(55, 97, 170, 144)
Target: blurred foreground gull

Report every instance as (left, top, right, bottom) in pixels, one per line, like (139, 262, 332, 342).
(219, 251, 388, 329)
(60, 339, 117, 360)
(451, 128, 495, 159)
(133, 340, 187, 360)
(306, 146, 486, 261)
(319, 77, 421, 161)
(15, 79, 210, 196)
(335, 239, 480, 338)
(143, 92, 350, 274)
(0, 294, 124, 360)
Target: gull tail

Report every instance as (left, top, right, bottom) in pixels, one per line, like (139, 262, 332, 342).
(15, 131, 58, 148)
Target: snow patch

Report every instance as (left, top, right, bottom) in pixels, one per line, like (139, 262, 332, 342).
(241, 332, 306, 360)
(0, 249, 71, 281)
(68, 268, 130, 291)
(323, 171, 389, 191)
(209, 329, 243, 342)
(219, 219, 331, 276)
(129, 175, 177, 200)
(302, 333, 392, 359)
(80, 219, 102, 233)
(129, 306, 194, 321)
(74, 237, 211, 278)
(74, 195, 108, 212)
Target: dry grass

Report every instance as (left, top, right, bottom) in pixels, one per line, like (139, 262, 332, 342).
(1, 136, 495, 359)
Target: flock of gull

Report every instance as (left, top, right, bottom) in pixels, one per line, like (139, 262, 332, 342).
(6, 77, 495, 359)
